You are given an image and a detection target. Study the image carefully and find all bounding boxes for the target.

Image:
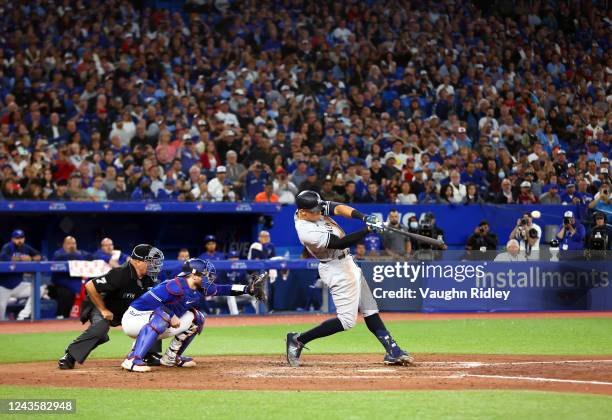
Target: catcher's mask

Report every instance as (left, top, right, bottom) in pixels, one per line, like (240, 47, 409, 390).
(179, 258, 217, 283)
(131, 244, 164, 281)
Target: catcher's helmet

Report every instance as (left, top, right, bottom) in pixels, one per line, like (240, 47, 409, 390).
(179, 258, 216, 282)
(296, 190, 322, 212)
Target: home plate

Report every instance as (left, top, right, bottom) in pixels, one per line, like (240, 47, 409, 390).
(357, 368, 397, 373)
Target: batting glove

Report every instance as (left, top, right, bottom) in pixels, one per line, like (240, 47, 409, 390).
(365, 215, 384, 233)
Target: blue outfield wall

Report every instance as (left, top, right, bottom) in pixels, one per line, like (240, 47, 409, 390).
(269, 203, 581, 250)
(1, 201, 580, 254)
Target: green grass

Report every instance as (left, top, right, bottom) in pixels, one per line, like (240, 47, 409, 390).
(2, 318, 612, 363)
(1, 386, 611, 420)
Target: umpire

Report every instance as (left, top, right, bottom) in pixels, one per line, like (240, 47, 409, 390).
(58, 244, 164, 369)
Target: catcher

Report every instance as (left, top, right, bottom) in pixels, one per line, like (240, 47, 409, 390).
(120, 258, 266, 372)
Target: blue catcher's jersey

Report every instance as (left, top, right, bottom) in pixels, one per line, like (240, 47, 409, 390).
(131, 276, 235, 317)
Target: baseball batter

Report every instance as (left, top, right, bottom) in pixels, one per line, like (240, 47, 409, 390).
(286, 190, 414, 366)
(121, 258, 265, 372)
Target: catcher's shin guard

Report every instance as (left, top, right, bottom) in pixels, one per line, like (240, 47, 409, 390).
(127, 308, 170, 361)
(161, 310, 204, 368)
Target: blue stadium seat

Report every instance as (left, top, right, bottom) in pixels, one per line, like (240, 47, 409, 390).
(381, 90, 399, 105)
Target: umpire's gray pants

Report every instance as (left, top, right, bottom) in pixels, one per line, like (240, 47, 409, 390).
(66, 307, 161, 364)
(66, 307, 111, 363)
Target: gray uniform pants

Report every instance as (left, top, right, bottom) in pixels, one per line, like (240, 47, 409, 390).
(318, 257, 379, 330)
(66, 307, 161, 364)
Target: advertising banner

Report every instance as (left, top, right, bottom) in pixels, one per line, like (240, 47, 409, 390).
(359, 261, 612, 311)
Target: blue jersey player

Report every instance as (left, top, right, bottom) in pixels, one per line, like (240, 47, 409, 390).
(120, 258, 264, 372)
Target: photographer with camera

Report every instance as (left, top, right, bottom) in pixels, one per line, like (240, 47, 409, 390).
(555, 210, 585, 251)
(509, 212, 542, 259)
(465, 220, 499, 260)
(412, 213, 448, 261)
(585, 212, 610, 258)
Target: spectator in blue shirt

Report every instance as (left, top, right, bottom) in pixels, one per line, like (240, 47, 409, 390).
(455, 126, 472, 149)
(156, 179, 180, 201)
(49, 236, 91, 319)
(556, 211, 585, 251)
(180, 138, 200, 175)
(198, 235, 225, 260)
(92, 238, 128, 268)
(0, 230, 41, 320)
(130, 177, 156, 201)
(560, 183, 581, 205)
(461, 162, 484, 187)
(243, 161, 270, 201)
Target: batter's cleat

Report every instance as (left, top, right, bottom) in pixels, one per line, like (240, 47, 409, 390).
(286, 332, 305, 367)
(383, 350, 415, 366)
(143, 352, 162, 366)
(161, 354, 197, 368)
(58, 352, 75, 370)
(121, 357, 151, 372)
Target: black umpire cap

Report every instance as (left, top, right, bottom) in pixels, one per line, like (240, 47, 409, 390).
(296, 190, 322, 212)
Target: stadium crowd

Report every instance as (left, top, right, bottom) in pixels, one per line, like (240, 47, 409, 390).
(0, 0, 610, 211)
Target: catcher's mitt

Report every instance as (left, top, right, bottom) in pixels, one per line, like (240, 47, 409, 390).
(246, 272, 268, 303)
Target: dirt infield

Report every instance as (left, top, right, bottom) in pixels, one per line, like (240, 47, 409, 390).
(2, 311, 612, 334)
(2, 354, 612, 395)
(2, 313, 611, 395)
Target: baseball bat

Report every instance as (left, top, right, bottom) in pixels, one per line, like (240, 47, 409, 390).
(383, 225, 445, 247)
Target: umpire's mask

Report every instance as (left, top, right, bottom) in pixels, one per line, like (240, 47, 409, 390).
(131, 244, 165, 281)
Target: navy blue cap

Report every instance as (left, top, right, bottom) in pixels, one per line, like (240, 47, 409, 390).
(227, 250, 240, 258)
(204, 234, 216, 243)
(11, 229, 25, 238)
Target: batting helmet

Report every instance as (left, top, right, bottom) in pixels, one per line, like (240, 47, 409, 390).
(179, 258, 217, 282)
(296, 190, 322, 212)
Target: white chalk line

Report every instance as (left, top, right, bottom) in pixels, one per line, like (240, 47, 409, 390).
(246, 373, 463, 380)
(424, 359, 612, 366)
(314, 360, 612, 368)
(464, 374, 612, 386)
(64, 370, 100, 374)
